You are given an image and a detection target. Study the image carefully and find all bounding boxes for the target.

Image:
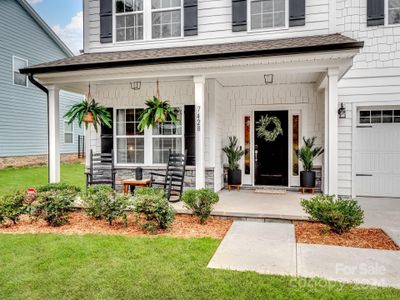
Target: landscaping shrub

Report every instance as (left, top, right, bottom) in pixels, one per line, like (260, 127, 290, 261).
(133, 188, 175, 234)
(81, 185, 131, 226)
(36, 183, 81, 194)
(32, 190, 75, 227)
(182, 189, 219, 224)
(301, 195, 364, 234)
(0, 191, 27, 225)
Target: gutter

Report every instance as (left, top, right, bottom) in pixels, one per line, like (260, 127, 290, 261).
(28, 74, 51, 184)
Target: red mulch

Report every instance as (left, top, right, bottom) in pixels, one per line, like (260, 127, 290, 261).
(0, 212, 232, 240)
(295, 221, 400, 251)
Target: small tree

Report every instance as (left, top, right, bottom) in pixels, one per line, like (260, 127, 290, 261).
(222, 136, 244, 171)
(296, 137, 324, 172)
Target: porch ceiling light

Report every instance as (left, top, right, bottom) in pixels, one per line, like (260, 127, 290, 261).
(130, 81, 141, 90)
(264, 74, 274, 85)
(338, 103, 346, 119)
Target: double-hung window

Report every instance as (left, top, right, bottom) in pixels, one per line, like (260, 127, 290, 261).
(115, 0, 144, 41)
(13, 56, 28, 87)
(250, 0, 287, 30)
(388, 0, 400, 25)
(64, 121, 74, 144)
(116, 109, 145, 164)
(115, 108, 184, 165)
(152, 108, 183, 164)
(151, 0, 182, 39)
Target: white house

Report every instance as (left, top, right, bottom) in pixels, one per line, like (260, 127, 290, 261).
(21, 0, 400, 198)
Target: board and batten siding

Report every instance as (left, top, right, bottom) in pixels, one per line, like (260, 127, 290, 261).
(84, 0, 331, 53)
(336, 0, 400, 196)
(0, 0, 83, 157)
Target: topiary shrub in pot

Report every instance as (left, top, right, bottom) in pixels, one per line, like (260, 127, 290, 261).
(222, 136, 244, 186)
(301, 195, 364, 234)
(182, 189, 219, 224)
(296, 137, 324, 188)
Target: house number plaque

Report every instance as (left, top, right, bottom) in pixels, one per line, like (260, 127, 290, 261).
(196, 106, 201, 131)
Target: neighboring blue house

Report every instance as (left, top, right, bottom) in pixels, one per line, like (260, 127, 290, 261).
(0, 0, 84, 168)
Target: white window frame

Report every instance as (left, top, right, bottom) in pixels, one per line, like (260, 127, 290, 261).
(113, 0, 184, 43)
(247, 0, 289, 33)
(114, 106, 185, 167)
(64, 121, 74, 145)
(12, 56, 28, 87)
(386, 0, 400, 26)
(114, 0, 144, 42)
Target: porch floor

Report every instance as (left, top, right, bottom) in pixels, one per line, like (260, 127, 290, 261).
(172, 190, 312, 221)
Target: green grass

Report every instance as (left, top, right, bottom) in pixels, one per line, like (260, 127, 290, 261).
(0, 234, 398, 300)
(0, 162, 85, 194)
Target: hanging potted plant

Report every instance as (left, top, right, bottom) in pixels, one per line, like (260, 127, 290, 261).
(296, 137, 324, 188)
(138, 80, 178, 132)
(64, 85, 111, 132)
(222, 136, 245, 186)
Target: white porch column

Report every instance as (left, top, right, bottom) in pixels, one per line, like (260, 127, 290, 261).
(194, 75, 206, 189)
(326, 68, 339, 195)
(47, 85, 61, 183)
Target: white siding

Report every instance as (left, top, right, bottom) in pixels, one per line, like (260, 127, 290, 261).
(84, 0, 330, 53)
(337, 0, 400, 196)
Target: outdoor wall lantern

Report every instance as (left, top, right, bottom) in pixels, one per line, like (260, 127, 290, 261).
(264, 74, 274, 85)
(130, 81, 141, 90)
(338, 103, 346, 119)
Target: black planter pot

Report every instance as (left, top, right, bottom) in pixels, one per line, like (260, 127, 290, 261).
(228, 169, 242, 185)
(300, 171, 316, 188)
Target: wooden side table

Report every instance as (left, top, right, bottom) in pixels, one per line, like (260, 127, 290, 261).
(300, 187, 315, 194)
(123, 179, 151, 194)
(228, 184, 241, 191)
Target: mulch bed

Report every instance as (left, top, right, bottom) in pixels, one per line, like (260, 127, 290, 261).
(295, 221, 400, 251)
(0, 212, 232, 240)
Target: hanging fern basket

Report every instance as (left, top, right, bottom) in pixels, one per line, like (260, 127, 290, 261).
(256, 115, 284, 142)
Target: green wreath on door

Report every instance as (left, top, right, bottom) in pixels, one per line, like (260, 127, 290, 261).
(256, 115, 283, 142)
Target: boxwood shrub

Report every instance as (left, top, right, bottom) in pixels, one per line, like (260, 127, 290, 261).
(181, 189, 219, 224)
(0, 191, 27, 225)
(301, 195, 364, 234)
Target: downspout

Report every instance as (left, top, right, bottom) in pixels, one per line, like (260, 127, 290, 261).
(28, 74, 51, 184)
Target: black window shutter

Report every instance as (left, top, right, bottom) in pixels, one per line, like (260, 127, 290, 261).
(289, 0, 305, 27)
(184, 0, 198, 36)
(184, 105, 196, 166)
(232, 0, 247, 32)
(367, 0, 384, 26)
(100, 0, 113, 43)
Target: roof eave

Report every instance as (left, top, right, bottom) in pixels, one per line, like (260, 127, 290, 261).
(20, 41, 364, 75)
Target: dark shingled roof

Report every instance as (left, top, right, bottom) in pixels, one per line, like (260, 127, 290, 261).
(21, 34, 363, 74)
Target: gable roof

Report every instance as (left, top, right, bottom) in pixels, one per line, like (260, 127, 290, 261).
(21, 34, 363, 75)
(16, 0, 73, 57)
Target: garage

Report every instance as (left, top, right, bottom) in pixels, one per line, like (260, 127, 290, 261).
(354, 108, 400, 197)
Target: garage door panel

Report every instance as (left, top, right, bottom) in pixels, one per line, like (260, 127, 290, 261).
(355, 122, 400, 197)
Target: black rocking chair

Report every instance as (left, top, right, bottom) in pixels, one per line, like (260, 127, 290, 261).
(86, 150, 116, 190)
(150, 150, 187, 202)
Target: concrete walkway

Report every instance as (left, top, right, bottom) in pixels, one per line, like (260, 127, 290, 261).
(208, 221, 400, 289)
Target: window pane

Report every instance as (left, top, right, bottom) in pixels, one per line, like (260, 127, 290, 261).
(65, 122, 73, 133)
(383, 110, 393, 123)
(14, 72, 27, 86)
(152, 10, 181, 38)
(116, 0, 143, 13)
(13, 57, 27, 86)
(116, 14, 143, 41)
(64, 133, 73, 144)
(251, 0, 286, 29)
(394, 110, 400, 123)
(274, 12, 285, 27)
(153, 137, 182, 164)
(371, 110, 382, 123)
(389, 0, 400, 8)
(389, 8, 400, 24)
(117, 137, 144, 164)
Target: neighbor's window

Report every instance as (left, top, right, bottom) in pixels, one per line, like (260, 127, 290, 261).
(152, 108, 183, 164)
(116, 109, 145, 164)
(64, 121, 74, 144)
(115, 0, 144, 41)
(250, 0, 286, 30)
(151, 0, 182, 39)
(13, 56, 28, 86)
(388, 0, 400, 24)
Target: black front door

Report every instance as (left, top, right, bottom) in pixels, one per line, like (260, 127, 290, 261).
(254, 110, 288, 186)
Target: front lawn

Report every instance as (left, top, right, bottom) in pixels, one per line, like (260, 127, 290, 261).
(0, 162, 85, 194)
(0, 234, 398, 300)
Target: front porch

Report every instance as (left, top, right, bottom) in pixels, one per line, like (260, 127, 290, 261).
(173, 189, 312, 221)
(21, 34, 363, 197)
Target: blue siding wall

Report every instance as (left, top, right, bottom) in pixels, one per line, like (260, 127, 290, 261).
(0, 0, 83, 157)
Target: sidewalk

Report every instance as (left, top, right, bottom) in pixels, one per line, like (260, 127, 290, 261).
(208, 221, 400, 289)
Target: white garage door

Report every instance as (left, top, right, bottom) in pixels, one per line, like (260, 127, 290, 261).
(355, 108, 400, 197)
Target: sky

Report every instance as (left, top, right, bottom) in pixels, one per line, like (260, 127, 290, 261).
(27, 0, 83, 54)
